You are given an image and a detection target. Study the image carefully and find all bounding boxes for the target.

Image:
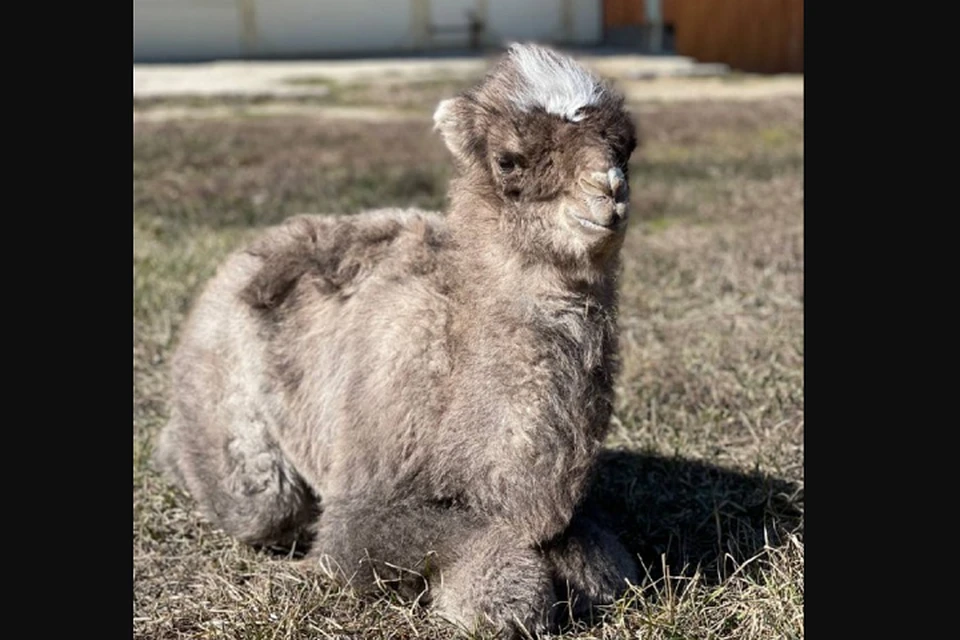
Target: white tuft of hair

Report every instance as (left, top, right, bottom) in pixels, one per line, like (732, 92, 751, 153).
(506, 43, 604, 122)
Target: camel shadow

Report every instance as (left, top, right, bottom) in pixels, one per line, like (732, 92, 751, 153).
(585, 448, 803, 585)
(264, 448, 804, 585)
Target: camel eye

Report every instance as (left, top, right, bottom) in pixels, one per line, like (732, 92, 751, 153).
(497, 154, 519, 174)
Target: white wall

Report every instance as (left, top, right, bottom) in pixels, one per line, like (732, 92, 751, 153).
(487, 0, 563, 43)
(252, 0, 415, 57)
(134, 0, 243, 61)
(428, 0, 476, 49)
(133, 0, 604, 62)
(570, 0, 602, 44)
(485, 0, 600, 46)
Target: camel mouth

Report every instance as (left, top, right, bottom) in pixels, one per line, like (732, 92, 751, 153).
(566, 205, 627, 234)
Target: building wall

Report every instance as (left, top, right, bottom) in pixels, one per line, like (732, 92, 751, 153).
(251, 0, 416, 56)
(485, 0, 600, 45)
(134, 0, 244, 61)
(569, 0, 602, 43)
(133, 0, 604, 62)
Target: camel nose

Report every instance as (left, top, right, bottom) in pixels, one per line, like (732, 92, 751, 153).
(579, 168, 628, 201)
(608, 167, 626, 200)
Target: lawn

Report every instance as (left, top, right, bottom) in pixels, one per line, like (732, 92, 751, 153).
(133, 88, 803, 639)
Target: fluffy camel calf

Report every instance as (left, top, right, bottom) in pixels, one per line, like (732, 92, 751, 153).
(156, 42, 640, 637)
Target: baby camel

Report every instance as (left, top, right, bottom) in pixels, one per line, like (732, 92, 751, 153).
(155, 42, 640, 637)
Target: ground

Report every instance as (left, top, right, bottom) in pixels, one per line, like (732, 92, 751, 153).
(133, 64, 804, 639)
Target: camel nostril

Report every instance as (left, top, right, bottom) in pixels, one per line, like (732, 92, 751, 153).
(608, 167, 626, 200)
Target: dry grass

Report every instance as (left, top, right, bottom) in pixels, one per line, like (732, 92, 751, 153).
(133, 92, 803, 639)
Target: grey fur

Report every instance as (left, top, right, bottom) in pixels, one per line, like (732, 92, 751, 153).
(155, 43, 639, 638)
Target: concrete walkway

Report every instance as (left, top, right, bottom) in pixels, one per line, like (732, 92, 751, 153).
(133, 54, 803, 119)
(133, 53, 733, 98)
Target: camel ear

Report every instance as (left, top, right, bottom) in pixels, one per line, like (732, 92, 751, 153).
(433, 97, 478, 165)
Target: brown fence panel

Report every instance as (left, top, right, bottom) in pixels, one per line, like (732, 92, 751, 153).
(671, 0, 803, 73)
